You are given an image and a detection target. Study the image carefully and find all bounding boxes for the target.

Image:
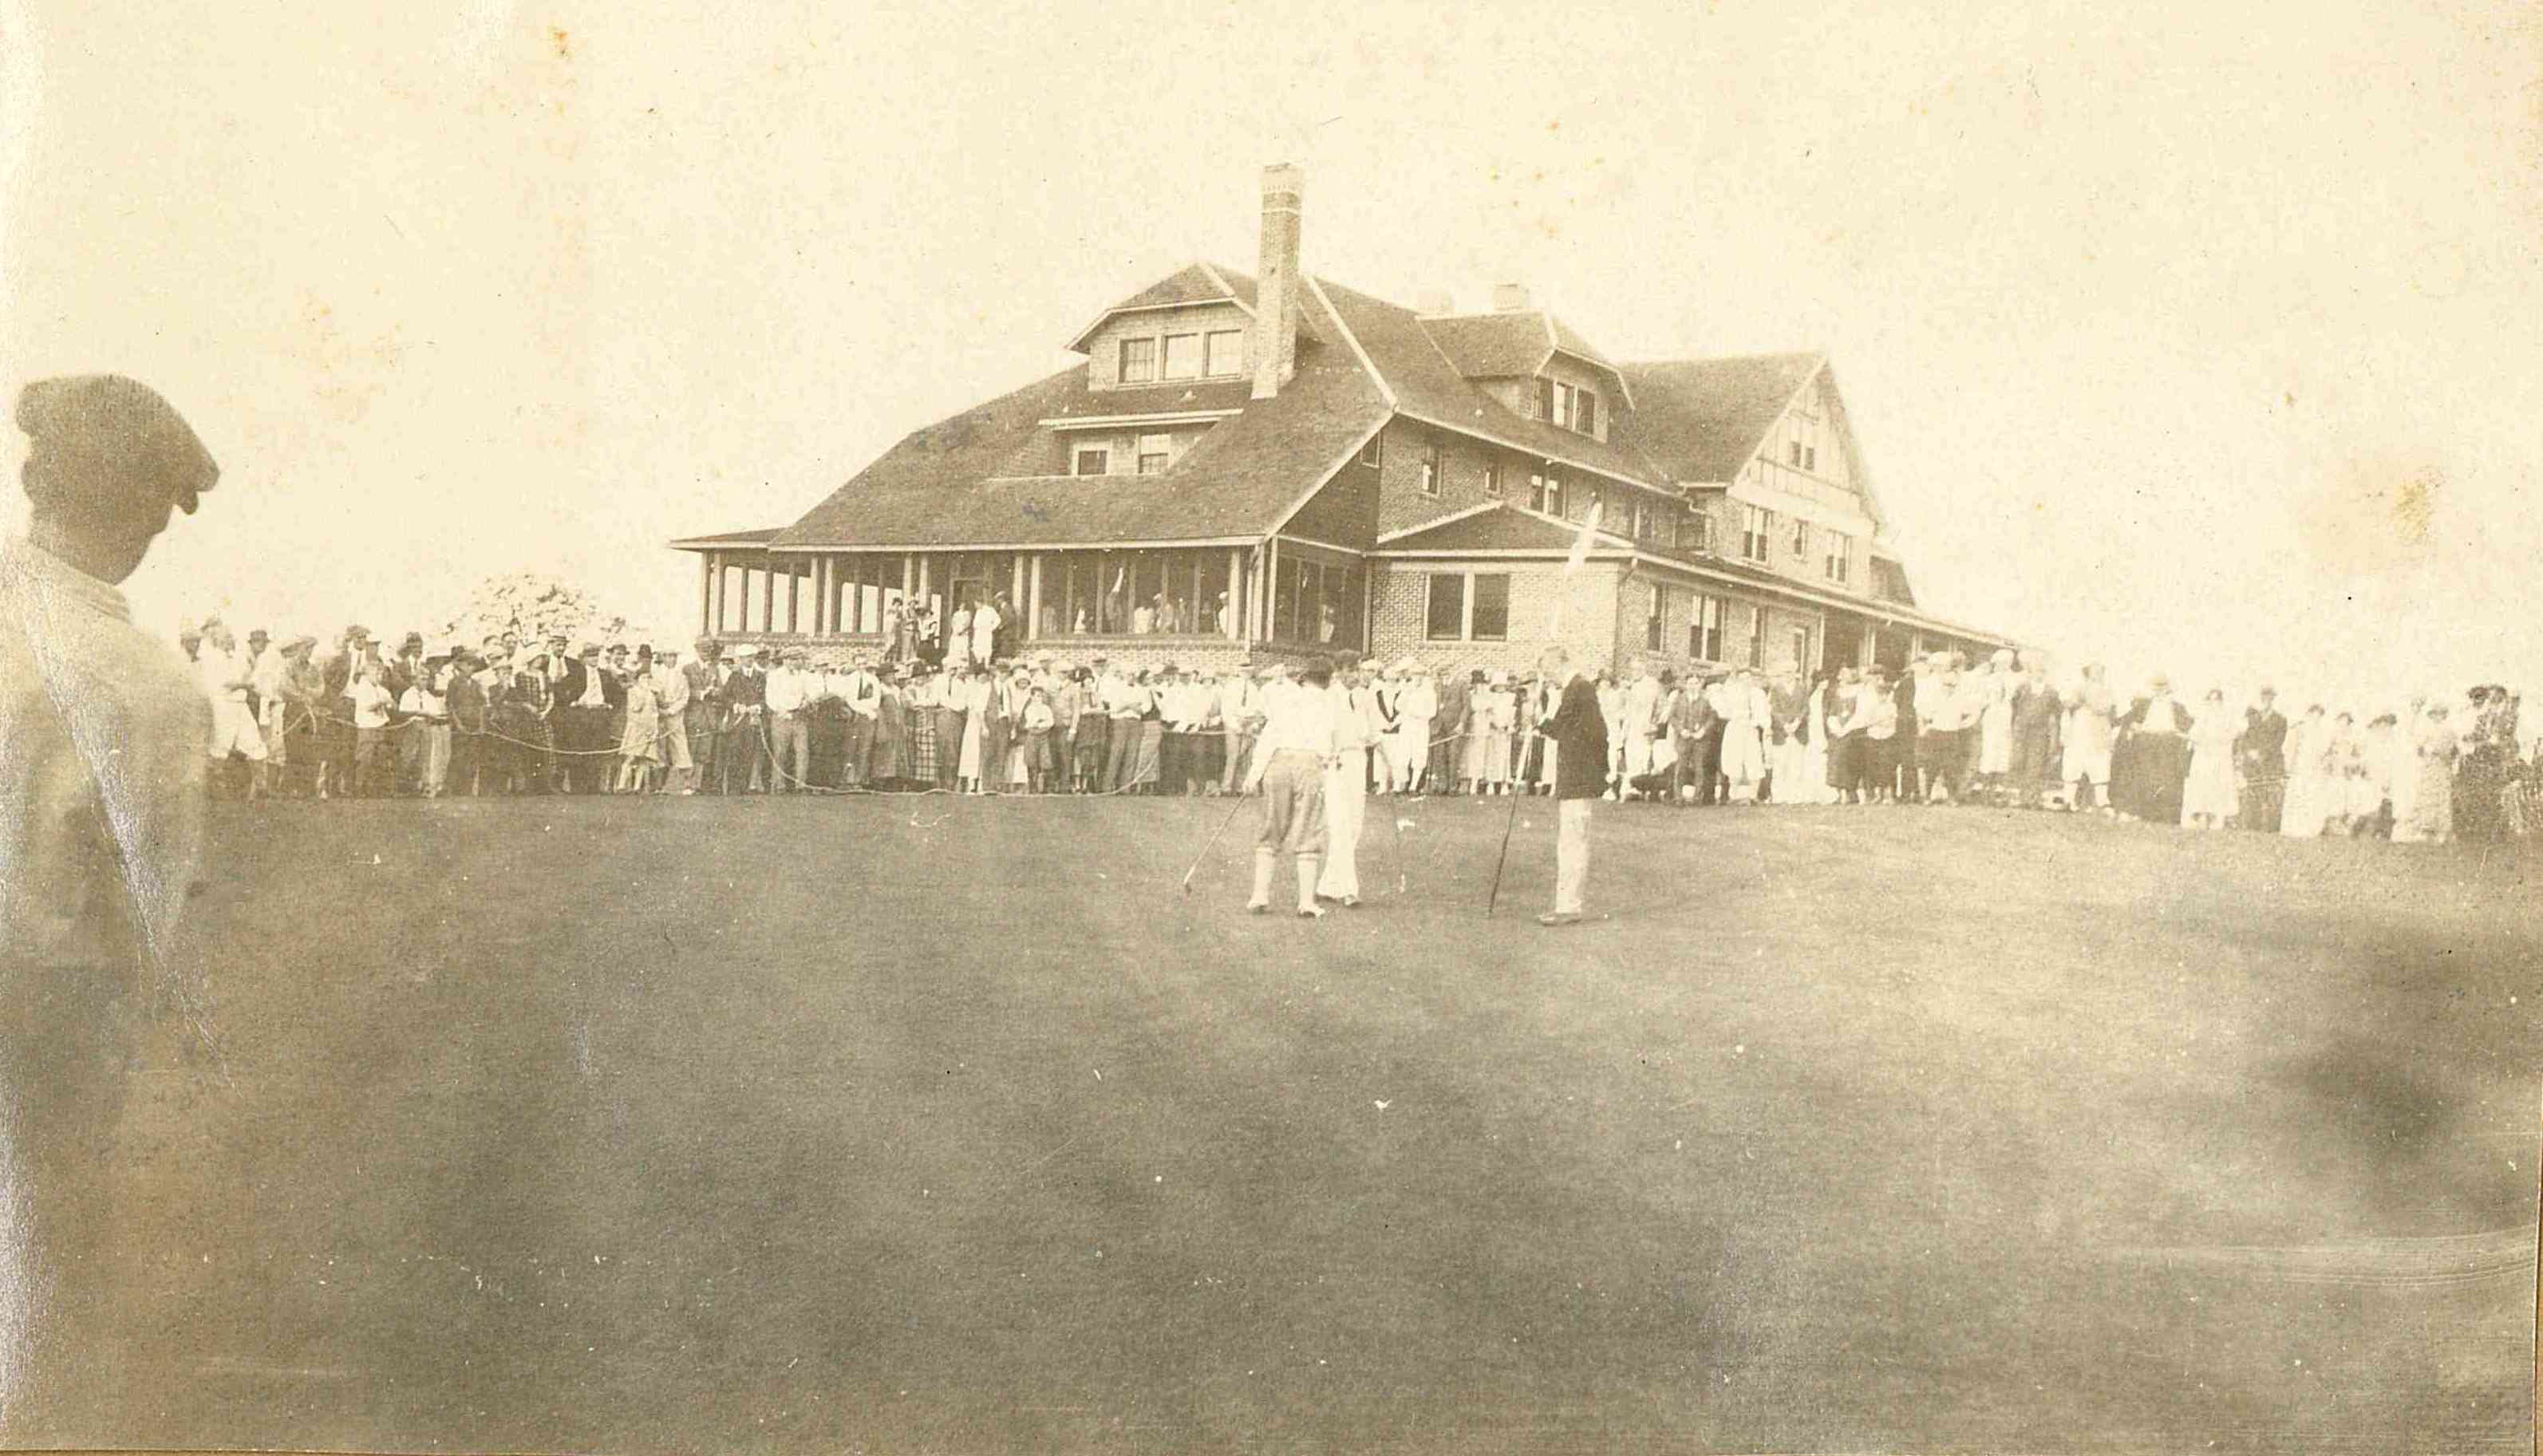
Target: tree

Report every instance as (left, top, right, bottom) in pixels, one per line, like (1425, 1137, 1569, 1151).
(440, 573, 646, 650)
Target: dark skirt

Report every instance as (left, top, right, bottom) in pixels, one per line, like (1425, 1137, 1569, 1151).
(1075, 716, 1108, 778)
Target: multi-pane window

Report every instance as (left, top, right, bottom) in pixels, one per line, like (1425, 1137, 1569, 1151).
(1483, 462, 1503, 498)
(1741, 505, 1769, 562)
(1423, 570, 1507, 641)
(1790, 625, 1813, 675)
(1119, 337, 1156, 384)
(1470, 573, 1510, 641)
(1425, 574, 1466, 641)
(1161, 333, 1202, 381)
(1577, 390, 1598, 436)
(1690, 594, 1724, 661)
(1419, 437, 1442, 496)
(1073, 447, 1109, 476)
(1204, 329, 1245, 377)
(1790, 515, 1809, 555)
(1538, 378, 1599, 435)
(1822, 531, 1850, 583)
(1136, 433, 1171, 475)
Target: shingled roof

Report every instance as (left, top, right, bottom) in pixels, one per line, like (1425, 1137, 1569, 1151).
(1373, 502, 1634, 554)
(1317, 281, 1668, 491)
(771, 282, 1388, 551)
(1611, 352, 1824, 485)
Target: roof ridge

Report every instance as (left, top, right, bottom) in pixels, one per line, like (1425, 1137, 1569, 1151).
(1302, 274, 1396, 411)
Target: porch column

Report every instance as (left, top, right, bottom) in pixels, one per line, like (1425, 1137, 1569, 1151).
(784, 562, 800, 633)
(1026, 555, 1044, 640)
(760, 562, 776, 634)
(1226, 549, 1244, 640)
(1012, 554, 1026, 609)
(902, 554, 915, 621)
(699, 553, 714, 636)
(916, 554, 931, 609)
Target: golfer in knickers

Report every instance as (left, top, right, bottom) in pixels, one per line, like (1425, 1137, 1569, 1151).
(1243, 657, 1343, 917)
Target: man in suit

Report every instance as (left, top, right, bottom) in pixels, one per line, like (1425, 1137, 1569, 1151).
(716, 644, 768, 793)
(1534, 645, 1609, 927)
(681, 638, 722, 793)
(445, 648, 491, 795)
(558, 643, 619, 793)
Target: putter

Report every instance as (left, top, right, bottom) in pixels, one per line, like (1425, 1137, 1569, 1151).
(1180, 795, 1250, 894)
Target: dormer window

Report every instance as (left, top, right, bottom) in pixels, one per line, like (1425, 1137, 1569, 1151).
(1535, 378, 1599, 436)
(1205, 329, 1244, 377)
(1136, 434, 1171, 475)
(1074, 447, 1110, 477)
(1119, 337, 1157, 384)
(1162, 333, 1202, 381)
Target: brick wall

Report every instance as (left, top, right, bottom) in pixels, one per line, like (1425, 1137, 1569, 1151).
(1367, 561, 1623, 676)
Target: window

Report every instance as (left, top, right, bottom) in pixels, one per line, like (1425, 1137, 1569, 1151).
(1570, 483, 1602, 526)
(1578, 390, 1598, 436)
(1677, 507, 1713, 553)
(1360, 432, 1384, 468)
(1741, 504, 1769, 562)
(1633, 498, 1654, 540)
(1531, 471, 1562, 517)
(1425, 574, 1467, 641)
(1073, 447, 1109, 477)
(1136, 433, 1171, 475)
(1205, 329, 1244, 377)
(1747, 605, 1765, 668)
(1535, 377, 1554, 421)
(1645, 584, 1665, 650)
(1419, 437, 1442, 496)
(1790, 515, 1808, 556)
(1557, 383, 1576, 430)
(1790, 625, 1812, 675)
(1822, 531, 1850, 583)
(1691, 594, 1723, 661)
(1119, 337, 1156, 384)
(1162, 333, 1202, 381)
(1788, 440, 1803, 468)
(1805, 444, 1817, 472)
(1470, 573, 1510, 641)
(1483, 461, 1503, 498)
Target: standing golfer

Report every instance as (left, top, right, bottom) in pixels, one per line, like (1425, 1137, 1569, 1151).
(1243, 659, 1341, 917)
(1535, 645, 1609, 926)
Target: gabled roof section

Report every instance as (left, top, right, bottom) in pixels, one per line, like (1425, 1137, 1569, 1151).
(1372, 501, 1633, 554)
(1064, 263, 1250, 353)
(1317, 281, 1669, 491)
(1611, 352, 1824, 485)
(775, 280, 1388, 552)
(1416, 310, 1633, 406)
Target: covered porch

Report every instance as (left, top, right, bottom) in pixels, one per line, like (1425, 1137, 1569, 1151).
(666, 535, 1369, 655)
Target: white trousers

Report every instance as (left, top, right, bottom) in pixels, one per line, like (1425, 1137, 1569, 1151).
(1554, 797, 1591, 914)
(1318, 748, 1367, 898)
(209, 698, 268, 761)
(1388, 717, 1431, 790)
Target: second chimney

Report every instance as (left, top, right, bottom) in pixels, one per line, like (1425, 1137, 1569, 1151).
(1491, 281, 1532, 313)
(1252, 164, 1305, 402)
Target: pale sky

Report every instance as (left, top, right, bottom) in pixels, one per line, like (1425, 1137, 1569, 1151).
(4, 0, 2537, 715)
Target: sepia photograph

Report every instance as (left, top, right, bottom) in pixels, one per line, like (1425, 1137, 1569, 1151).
(0, 0, 2537, 1450)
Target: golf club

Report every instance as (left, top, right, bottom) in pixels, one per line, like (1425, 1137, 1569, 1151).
(1180, 794, 1250, 894)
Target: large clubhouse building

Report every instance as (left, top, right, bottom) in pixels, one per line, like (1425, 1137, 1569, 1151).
(673, 166, 2012, 678)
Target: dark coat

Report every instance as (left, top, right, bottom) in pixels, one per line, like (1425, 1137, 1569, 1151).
(1539, 672, 1610, 800)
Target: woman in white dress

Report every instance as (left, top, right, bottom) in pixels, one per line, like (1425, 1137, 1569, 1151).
(2181, 688, 2240, 828)
(1799, 677, 1837, 803)
(1003, 669, 1035, 789)
(1483, 673, 1515, 793)
(1976, 650, 2017, 789)
(954, 665, 989, 794)
(2395, 703, 2459, 843)
(1317, 664, 1379, 906)
(945, 603, 973, 673)
(2280, 704, 2330, 837)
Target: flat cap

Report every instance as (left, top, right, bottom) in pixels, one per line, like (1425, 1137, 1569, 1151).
(16, 374, 218, 517)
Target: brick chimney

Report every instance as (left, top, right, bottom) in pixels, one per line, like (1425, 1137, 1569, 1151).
(1491, 281, 1532, 313)
(1252, 164, 1304, 402)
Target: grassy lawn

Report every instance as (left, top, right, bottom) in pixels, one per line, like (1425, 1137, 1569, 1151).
(61, 795, 2542, 1454)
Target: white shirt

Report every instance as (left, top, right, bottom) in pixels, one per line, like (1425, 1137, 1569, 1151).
(1218, 676, 1263, 728)
(764, 667, 812, 715)
(970, 603, 1000, 659)
(1623, 675, 1661, 737)
(1253, 679, 1342, 760)
(198, 645, 251, 703)
(838, 669, 881, 717)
